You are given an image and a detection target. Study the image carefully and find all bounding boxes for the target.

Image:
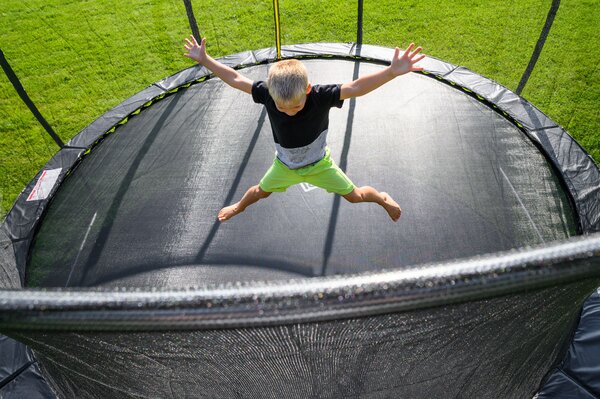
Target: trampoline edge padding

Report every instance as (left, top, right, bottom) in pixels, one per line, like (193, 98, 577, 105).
(536, 289, 600, 398)
(0, 335, 56, 399)
(0, 225, 20, 290)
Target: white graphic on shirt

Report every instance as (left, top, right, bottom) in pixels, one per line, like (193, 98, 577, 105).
(276, 129, 328, 169)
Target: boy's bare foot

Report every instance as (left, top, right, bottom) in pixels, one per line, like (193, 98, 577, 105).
(218, 203, 242, 222)
(380, 192, 402, 222)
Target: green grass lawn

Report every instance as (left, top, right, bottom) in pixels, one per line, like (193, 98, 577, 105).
(1, 0, 599, 219)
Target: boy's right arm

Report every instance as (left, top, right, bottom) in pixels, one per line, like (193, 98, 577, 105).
(184, 35, 253, 94)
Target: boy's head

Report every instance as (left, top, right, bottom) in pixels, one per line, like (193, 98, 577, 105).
(267, 59, 312, 116)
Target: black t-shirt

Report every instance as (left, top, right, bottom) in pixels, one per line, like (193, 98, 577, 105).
(251, 81, 344, 149)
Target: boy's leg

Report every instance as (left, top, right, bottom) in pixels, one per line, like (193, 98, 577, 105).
(301, 150, 402, 222)
(218, 185, 271, 222)
(218, 157, 300, 222)
(343, 186, 402, 222)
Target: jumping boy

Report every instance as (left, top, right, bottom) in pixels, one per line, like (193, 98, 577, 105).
(183, 35, 425, 223)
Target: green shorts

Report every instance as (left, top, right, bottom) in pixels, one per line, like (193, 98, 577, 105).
(259, 148, 355, 195)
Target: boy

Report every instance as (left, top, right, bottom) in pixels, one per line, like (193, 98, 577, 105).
(183, 35, 425, 222)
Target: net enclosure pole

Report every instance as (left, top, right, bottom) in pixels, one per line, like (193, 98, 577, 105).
(516, 0, 560, 95)
(182, 0, 202, 43)
(273, 0, 282, 60)
(0, 49, 64, 148)
(357, 0, 364, 46)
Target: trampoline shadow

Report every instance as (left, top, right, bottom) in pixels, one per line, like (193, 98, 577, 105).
(194, 108, 267, 264)
(73, 93, 184, 287)
(322, 58, 360, 276)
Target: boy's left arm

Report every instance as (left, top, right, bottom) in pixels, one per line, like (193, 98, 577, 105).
(340, 43, 425, 100)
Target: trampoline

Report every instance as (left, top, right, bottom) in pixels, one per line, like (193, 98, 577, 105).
(1, 43, 600, 398)
(16, 45, 593, 287)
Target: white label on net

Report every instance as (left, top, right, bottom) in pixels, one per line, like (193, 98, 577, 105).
(27, 168, 62, 201)
(300, 182, 319, 193)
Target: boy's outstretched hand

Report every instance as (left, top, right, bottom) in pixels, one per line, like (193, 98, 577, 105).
(184, 35, 207, 64)
(390, 43, 425, 77)
(340, 42, 425, 100)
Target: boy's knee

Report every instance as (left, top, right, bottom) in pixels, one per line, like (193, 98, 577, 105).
(256, 186, 272, 198)
(343, 188, 362, 203)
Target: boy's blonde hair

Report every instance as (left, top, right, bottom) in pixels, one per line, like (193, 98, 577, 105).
(267, 59, 309, 105)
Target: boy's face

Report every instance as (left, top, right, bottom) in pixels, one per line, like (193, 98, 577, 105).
(275, 84, 312, 116)
(275, 96, 307, 116)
